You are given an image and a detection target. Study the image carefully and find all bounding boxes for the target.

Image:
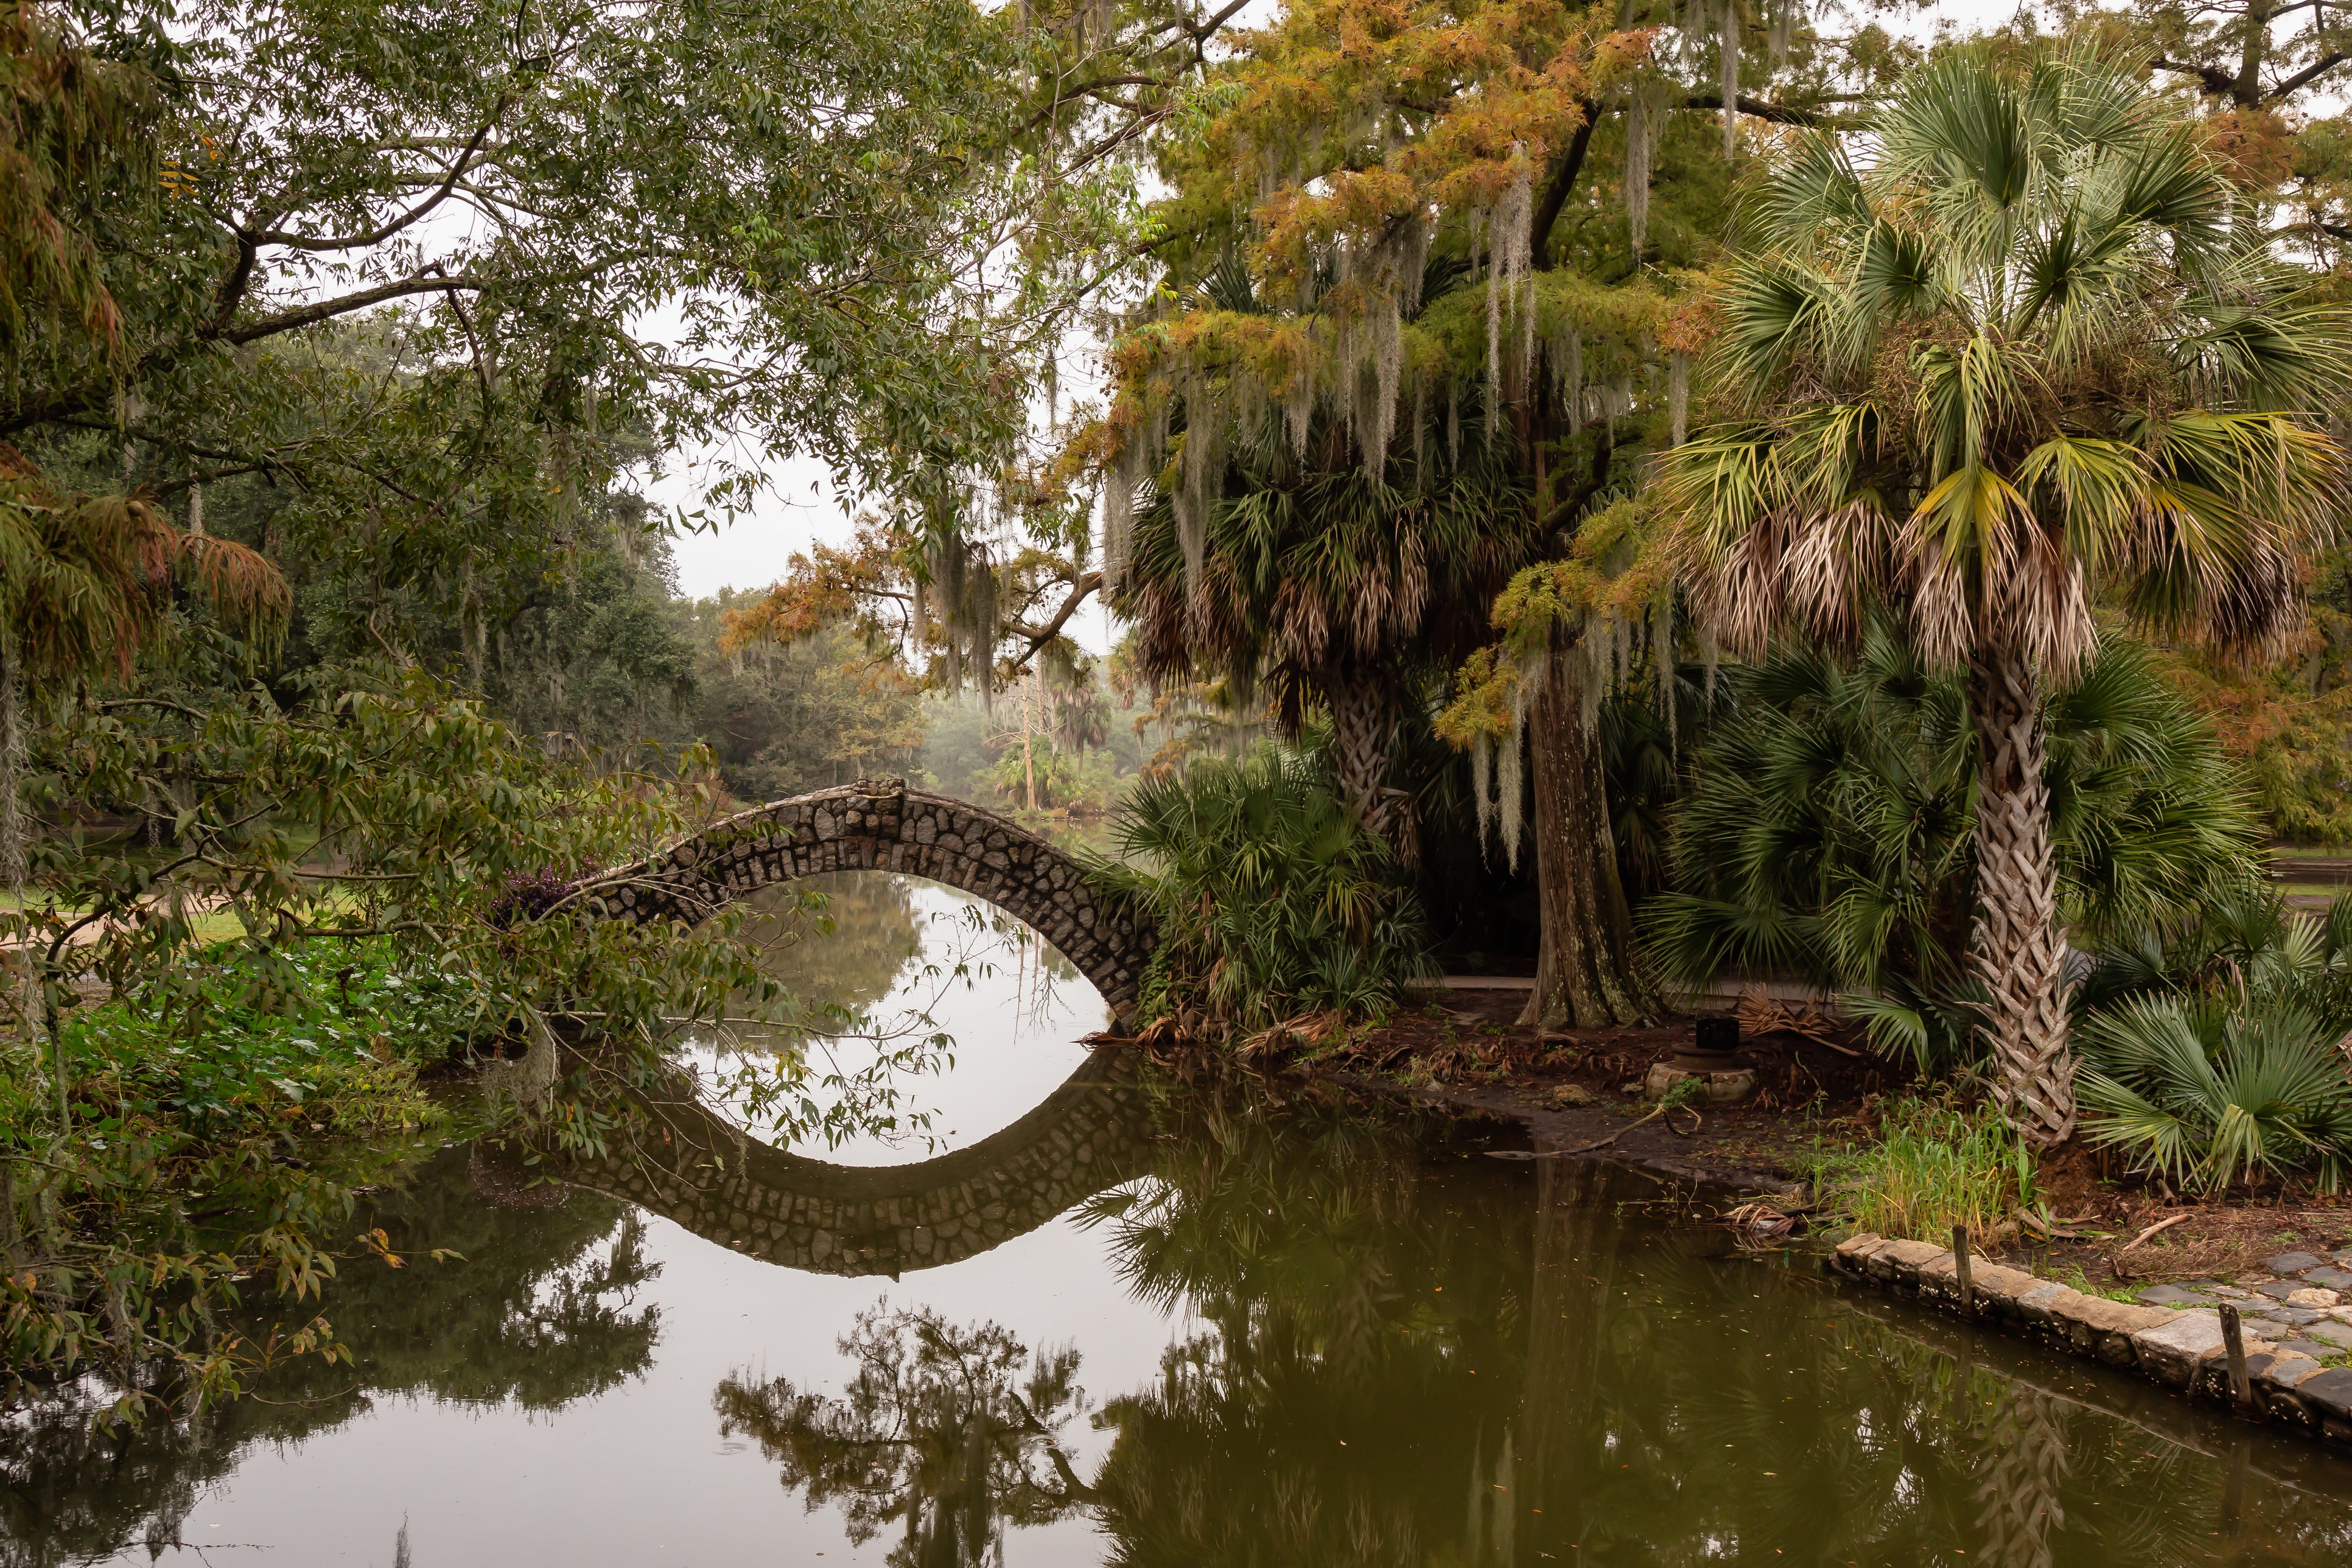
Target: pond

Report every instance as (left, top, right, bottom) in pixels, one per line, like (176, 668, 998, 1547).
(9, 873, 2351, 1566)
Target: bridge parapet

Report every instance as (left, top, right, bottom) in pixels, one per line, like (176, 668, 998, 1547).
(570, 779, 1153, 1020)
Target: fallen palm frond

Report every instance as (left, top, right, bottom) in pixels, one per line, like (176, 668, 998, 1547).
(1723, 1200, 1804, 1245)
(1735, 992, 1847, 1049)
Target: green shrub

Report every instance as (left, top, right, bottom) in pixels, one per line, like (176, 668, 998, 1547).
(2076, 886, 2352, 1033)
(1805, 1099, 2038, 1244)
(1645, 629, 2262, 1071)
(38, 937, 483, 1144)
(1102, 745, 1433, 1040)
(2077, 993, 2352, 1194)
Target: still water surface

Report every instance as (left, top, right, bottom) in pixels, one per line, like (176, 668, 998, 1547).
(10, 874, 2352, 1566)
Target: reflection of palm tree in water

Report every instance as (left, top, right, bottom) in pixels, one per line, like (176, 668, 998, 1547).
(1970, 1383, 2070, 1568)
(714, 1303, 1094, 1568)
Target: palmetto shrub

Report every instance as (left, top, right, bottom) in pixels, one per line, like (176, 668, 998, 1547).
(1102, 744, 1434, 1041)
(1644, 628, 2262, 1069)
(2076, 993, 2352, 1194)
(1662, 44, 2350, 1144)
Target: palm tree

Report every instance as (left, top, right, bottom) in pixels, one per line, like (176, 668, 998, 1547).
(1662, 47, 2349, 1144)
(1113, 263, 1540, 849)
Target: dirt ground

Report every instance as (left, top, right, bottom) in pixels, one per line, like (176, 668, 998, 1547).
(1256, 984, 2352, 1291)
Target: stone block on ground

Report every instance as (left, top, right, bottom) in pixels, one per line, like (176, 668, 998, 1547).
(2267, 1251, 2327, 1275)
(2253, 1351, 2323, 1392)
(1862, 1238, 1950, 1287)
(2291, 1367, 2352, 1426)
(2052, 1295, 2177, 1365)
(2255, 1353, 2328, 1429)
(2303, 1267, 2352, 1292)
(2014, 1282, 2081, 1331)
(1964, 1262, 2043, 1318)
(2132, 1312, 2227, 1388)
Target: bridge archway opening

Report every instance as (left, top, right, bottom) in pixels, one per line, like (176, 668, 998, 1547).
(575, 781, 1151, 1025)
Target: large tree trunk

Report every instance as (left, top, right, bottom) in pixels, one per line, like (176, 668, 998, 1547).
(1521, 1155, 1622, 1538)
(1969, 643, 2074, 1146)
(1326, 678, 1397, 844)
(1518, 636, 1650, 1031)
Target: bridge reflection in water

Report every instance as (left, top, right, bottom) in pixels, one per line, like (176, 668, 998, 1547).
(571, 1048, 1156, 1276)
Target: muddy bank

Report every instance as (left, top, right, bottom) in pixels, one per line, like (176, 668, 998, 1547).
(1315, 983, 1890, 1195)
(1287, 982, 2352, 1290)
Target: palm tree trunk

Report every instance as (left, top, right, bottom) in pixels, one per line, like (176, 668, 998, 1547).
(1971, 1383, 2070, 1568)
(1326, 679, 1395, 842)
(1968, 643, 2074, 1146)
(1518, 637, 1649, 1031)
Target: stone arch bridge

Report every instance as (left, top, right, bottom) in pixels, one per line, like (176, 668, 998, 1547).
(569, 779, 1155, 1020)
(567, 1050, 1158, 1276)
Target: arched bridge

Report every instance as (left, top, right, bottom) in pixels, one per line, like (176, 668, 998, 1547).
(572, 779, 1155, 1020)
(567, 1050, 1158, 1276)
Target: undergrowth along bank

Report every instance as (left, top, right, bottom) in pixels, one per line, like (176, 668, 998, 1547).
(1102, 744, 1434, 1044)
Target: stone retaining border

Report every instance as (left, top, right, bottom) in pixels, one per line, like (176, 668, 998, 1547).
(1832, 1233, 2352, 1446)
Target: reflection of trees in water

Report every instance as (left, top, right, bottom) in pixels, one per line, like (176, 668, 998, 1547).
(737, 872, 926, 1023)
(0, 1143, 660, 1567)
(1082, 1088, 1529, 1567)
(719, 1081, 1533, 1567)
(721, 1073, 2352, 1566)
(730, 871, 1083, 1045)
(715, 1303, 1093, 1567)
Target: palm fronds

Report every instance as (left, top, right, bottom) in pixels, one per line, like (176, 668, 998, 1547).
(1098, 744, 1434, 1039)
(1667, 43, 2350, 681)
(2076, 993, 2352, 1193)
(1642, 628, 2261, 1061)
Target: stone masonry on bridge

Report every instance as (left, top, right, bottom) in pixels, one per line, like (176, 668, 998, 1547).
(567, 779, 1154, 1020)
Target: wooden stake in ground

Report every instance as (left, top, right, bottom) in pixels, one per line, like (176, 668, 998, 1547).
(2219, 1304, 2252, 1409)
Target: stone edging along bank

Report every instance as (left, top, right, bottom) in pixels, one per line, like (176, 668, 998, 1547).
(1832, 1233, 2352, 1446)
